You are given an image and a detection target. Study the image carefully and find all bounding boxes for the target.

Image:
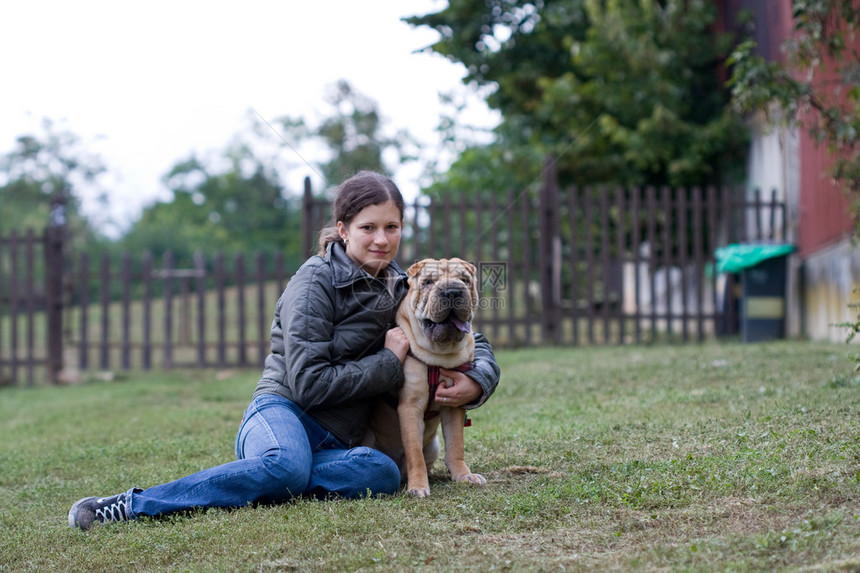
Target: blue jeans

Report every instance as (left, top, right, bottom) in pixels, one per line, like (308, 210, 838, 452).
(127, 393, 400, 518)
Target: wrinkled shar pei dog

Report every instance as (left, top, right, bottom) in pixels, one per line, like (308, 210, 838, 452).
(366, 258, 487, 497)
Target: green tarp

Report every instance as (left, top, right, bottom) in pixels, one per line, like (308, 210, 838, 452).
(715, 243, 795, 274)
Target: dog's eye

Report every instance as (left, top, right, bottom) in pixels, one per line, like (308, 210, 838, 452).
(460, 275, 471, 285)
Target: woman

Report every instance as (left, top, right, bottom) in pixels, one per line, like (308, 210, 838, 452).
(69, 171, 500, 530)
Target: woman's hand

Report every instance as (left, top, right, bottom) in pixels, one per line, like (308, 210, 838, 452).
(434, 369, 482, 408)
(384, 327, 410, 363)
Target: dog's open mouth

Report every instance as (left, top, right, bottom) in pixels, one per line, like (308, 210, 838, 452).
(420, 314, 471, 344)
(422, 315, 470, 333)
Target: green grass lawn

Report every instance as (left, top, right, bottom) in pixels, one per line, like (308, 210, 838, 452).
(1, 341, 859, 571)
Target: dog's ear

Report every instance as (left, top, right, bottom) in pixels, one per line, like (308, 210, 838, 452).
(407, 259, 429, 278)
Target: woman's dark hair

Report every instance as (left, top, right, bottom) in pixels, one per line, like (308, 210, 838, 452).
(317, 171, 405, 256)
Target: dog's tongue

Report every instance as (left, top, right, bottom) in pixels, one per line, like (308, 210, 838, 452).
(451, 317, 471, 333)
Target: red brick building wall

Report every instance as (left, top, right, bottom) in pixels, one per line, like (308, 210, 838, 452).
(795, 27, 857, 256)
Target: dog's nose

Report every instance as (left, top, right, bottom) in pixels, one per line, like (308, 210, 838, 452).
(441, 287, 463, 299)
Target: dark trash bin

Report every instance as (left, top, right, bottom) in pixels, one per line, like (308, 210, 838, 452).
(715, 243, 795, 343)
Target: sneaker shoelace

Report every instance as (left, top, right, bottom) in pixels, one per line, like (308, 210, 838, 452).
(95, 496, 129, 523)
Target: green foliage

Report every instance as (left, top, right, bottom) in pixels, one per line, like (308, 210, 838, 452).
(275, 80, 418, 188)
(411, 0, 749, 197)
(2, 80, 413, 271)
(0, 119, 110, 250)
(421, 140, 544, 201)
(118, 144, 303, 268)
(728, 0, 860, 234)
(119, 80, 413, 267)
(835, 287, 860, 371)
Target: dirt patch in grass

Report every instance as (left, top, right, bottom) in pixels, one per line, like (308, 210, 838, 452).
(493, 465, 565, 480)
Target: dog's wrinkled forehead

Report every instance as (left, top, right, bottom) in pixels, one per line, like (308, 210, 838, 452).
(422, 261, 466, 282)
(408, 258, 476, 284)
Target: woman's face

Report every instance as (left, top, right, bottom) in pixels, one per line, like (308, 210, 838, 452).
(338, 200, 402, 277)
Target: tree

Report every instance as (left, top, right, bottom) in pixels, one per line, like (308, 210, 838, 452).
(275, 80, 418, 190)
(0, 119, 110, 249)
(728, 0, 860, 234)
(409, 0, 749, 195)
(119, 146, 302, 267)
(120, 81, 412, 266)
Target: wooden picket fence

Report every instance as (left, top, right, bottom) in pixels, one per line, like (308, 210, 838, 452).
(0, 172, 786, 386)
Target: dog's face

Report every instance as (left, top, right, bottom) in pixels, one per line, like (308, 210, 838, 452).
(405, 258, 478, 345)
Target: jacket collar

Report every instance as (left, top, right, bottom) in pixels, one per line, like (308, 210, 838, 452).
(326, 241, 407, 288)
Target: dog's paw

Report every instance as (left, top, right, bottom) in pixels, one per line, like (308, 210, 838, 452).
(406, 486, 431, 498)
(453, 472, 487, 485)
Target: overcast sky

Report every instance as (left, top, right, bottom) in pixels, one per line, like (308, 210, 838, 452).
(0, 1, 498, 234)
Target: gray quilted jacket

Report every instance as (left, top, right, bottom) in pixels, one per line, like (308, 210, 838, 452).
(254, 241, 500, 447)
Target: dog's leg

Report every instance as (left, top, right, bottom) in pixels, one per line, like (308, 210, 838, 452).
(398, 358, 432, 497)
(440, 406, 486, 486)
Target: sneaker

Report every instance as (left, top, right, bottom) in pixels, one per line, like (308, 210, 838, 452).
(68, 491, 133, 530)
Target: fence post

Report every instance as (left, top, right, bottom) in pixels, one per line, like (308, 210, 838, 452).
(163, 251, 174, 369)
(45, 193, 66, 383)
(539, 157, 562, 344)
(302, 176, 313, 258)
